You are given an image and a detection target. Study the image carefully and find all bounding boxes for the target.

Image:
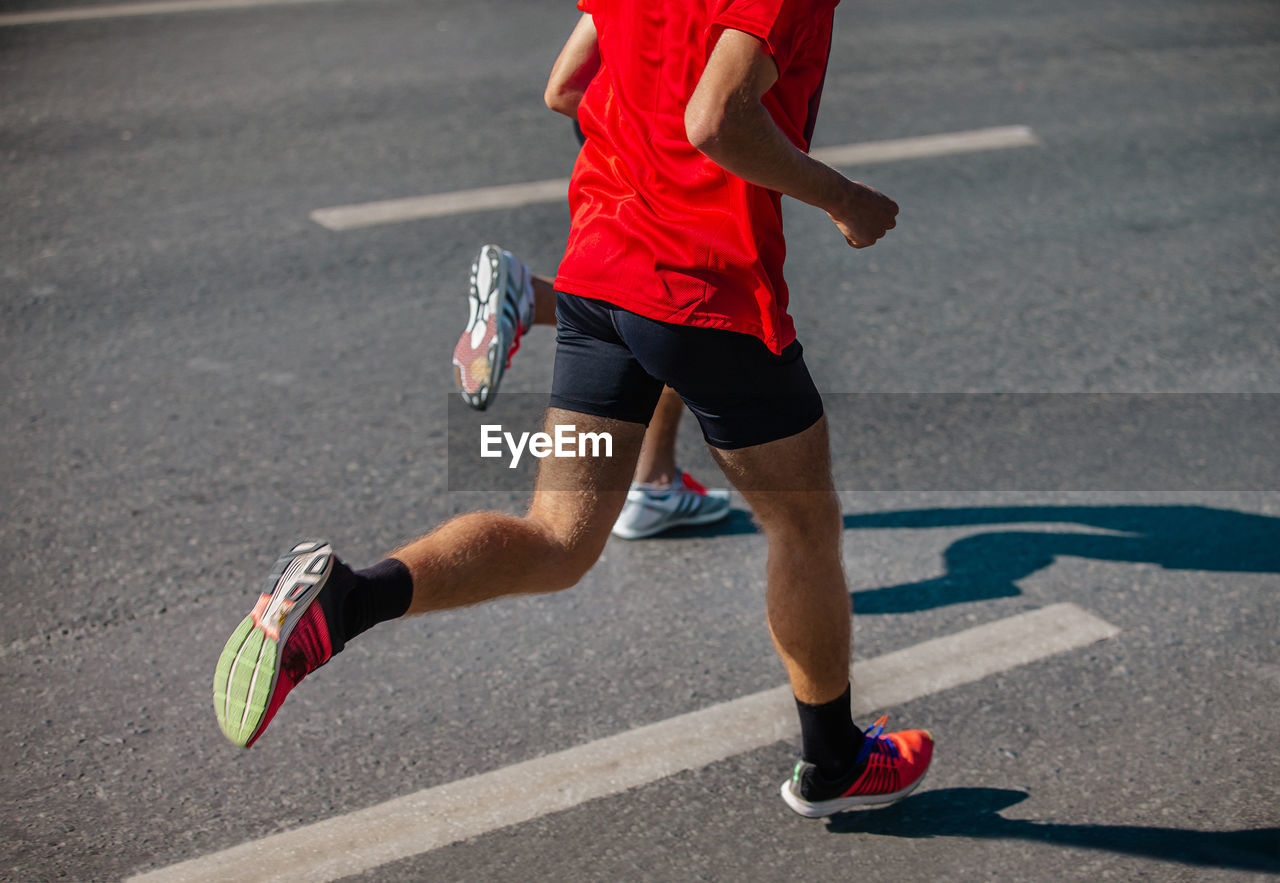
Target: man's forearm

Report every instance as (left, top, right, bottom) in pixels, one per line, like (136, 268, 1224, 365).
(684, 26, 897, 250)
(683, 26, 854, 216)
(686, 97, 850, 214)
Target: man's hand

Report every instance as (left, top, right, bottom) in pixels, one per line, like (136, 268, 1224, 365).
(828, 181, 899, 248)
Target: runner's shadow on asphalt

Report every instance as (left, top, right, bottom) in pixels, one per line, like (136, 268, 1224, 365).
(841, 505, 1280, 614)
(824, 787, 1280, 872)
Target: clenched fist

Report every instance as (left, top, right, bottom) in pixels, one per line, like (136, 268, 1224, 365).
(828, 180, 899, 248)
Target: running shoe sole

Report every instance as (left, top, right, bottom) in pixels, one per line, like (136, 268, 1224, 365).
(452, 245, 511, 411)
(779, 761, 931, 818)
(213, 539, 334, 748)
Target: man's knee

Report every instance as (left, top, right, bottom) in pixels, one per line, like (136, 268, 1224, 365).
(754, 490, 843, 548)
(528, 512, 611, 592)
(547, 537, 607, 591)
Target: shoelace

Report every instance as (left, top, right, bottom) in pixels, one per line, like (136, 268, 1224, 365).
(788, 714, 903, 794)
(854, 715, 900, 767)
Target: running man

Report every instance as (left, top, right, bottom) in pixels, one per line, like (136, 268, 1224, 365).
(452, 243, 732, 540)
(215, 1, 933, 818)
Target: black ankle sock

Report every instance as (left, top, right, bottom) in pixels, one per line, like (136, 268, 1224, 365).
(795, 684, 866, 779)
(337, 558, 413, 644)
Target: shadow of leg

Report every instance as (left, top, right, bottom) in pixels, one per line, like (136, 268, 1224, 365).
(825, 788, 1280, 872)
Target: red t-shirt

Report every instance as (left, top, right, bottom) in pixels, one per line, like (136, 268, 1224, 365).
(555, 0, 839, 354)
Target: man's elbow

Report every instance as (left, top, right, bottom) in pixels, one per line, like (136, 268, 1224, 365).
(545, 85, 578, 116)
(684, 100, 727, 153)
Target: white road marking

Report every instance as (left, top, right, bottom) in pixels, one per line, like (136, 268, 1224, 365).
(311, 178, 573, 231)
(810, 124, 1041, 167)
(0, 0, 347, 27)
(128, 602, 1117, 883)
(309, 125, 1042, 230)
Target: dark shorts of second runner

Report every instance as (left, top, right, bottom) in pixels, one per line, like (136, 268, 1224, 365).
(549, 292, 824, 450)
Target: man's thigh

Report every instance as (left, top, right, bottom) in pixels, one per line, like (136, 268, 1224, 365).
(527, 408, 646, 555)
(708, 415, 841, 539)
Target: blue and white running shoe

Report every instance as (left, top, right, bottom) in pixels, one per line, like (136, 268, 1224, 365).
(611, 470, 732, 540)
(452, 245, 535, 410)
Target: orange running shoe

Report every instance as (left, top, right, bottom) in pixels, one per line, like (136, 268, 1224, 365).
(780, 716, 934, 817)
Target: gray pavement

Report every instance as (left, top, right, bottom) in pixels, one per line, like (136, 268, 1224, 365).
(2, 0, 1278, 879)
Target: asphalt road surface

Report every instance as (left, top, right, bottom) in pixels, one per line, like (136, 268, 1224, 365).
(2, 0, 1278, 879)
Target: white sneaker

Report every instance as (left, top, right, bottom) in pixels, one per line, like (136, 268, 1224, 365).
(611, 470, 732, 540)
(452, 245, 535, 410)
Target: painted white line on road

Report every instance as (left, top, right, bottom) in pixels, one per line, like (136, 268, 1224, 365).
(128, 603, 1117, 883)
(810, 124, 1041, 167)
(309, 125, 1041, 230)
(311, 177, 572, 231)
(0, 0, 346, 27)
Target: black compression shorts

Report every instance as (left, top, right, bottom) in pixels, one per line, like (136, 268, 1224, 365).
(549, 292, 824, 450)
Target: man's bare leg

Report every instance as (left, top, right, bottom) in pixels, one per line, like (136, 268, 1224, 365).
(709, 416, 848, 703)
(215, 409, 645, 748)
(711, 416, 933, 815)
(530, 273, 558, 326)
(392, 409, 645, 612)
(631, 387, 682, 486)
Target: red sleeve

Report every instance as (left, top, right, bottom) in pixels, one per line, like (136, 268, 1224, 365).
(576, 0, 594, 12)
(710, 0, 819, 73)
